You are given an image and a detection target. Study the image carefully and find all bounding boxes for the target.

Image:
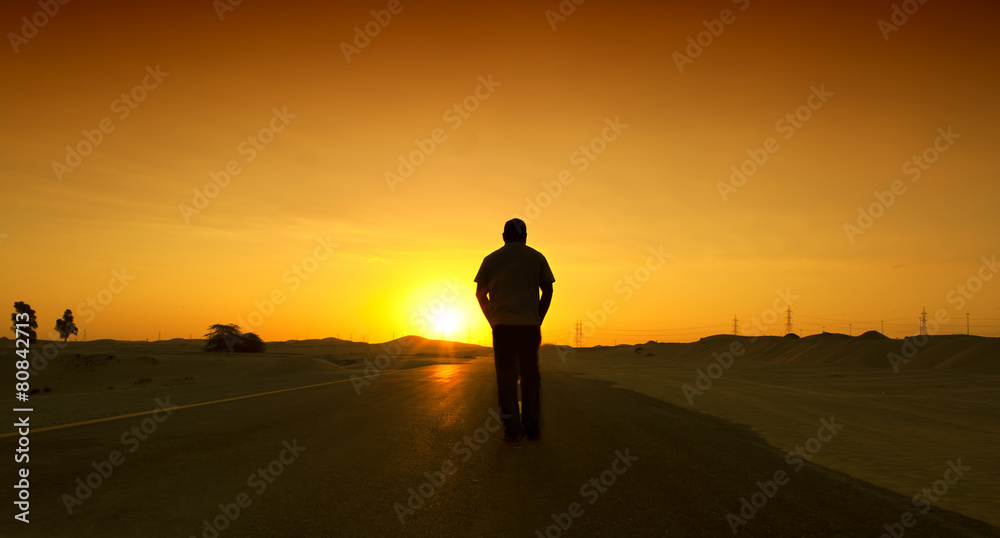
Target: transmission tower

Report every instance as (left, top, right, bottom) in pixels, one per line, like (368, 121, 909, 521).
(919, 307, 928, 336)
(784, 307, 793, 336)
(732, 315, 740, 336)
(573, 321, 584, 348)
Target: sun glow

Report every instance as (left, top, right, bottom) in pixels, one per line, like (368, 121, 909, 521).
(433, 308, 463, 339)
(397, 278, 488, 343)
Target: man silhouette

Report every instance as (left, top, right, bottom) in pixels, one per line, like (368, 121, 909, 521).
(475, 218, 555, 441)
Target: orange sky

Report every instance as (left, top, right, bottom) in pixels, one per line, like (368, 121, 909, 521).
(2, 0, 999, 344)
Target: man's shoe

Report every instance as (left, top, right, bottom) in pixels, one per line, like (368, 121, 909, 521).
(525, 432, 540, 440)
(503, 431, 524, 442)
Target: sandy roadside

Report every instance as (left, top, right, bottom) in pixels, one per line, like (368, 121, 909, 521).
(540, 342, 1000, 527)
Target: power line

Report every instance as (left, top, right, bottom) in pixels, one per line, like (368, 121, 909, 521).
(588, 324, 728, 333)
(564, 311, 1000, 345)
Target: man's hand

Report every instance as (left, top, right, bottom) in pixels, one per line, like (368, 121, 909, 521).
(476, 282, 492, 326)
(539, 282, 553, 325)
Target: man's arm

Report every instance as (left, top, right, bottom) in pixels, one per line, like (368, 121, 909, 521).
(476, 282, 492, 326)
(539, 282, 553, 325)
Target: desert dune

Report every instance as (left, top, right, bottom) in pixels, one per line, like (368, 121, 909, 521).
(541, 333, 1000, 527)
(1, 336, 486, 429)
(3, 333, 997, 531)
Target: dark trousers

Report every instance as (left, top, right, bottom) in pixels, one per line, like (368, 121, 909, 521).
(492, 325, 541, 437)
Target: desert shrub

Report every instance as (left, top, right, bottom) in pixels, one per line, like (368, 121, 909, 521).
(204, 324, 266, 353)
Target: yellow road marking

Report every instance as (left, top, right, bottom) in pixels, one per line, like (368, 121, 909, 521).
(0, 370, 404, 438)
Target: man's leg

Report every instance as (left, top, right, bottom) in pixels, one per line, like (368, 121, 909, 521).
(492, 326, 523, 439)
(516, 325, 542, 438)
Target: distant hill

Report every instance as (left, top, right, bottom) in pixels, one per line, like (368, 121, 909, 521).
(265, 335, 491, 358)
(553, 334, 1000, 371)
(23, 335, 492, 358)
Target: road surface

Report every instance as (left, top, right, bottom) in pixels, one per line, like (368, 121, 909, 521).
(2, 357, 997, 537)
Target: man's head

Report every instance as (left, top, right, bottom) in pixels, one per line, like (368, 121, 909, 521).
(502, 218, 527, 244)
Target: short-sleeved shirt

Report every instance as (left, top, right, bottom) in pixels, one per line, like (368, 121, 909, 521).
(474, 243, 555, 327)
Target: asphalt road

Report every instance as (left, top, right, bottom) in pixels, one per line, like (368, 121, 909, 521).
(3, 357, 998, 537)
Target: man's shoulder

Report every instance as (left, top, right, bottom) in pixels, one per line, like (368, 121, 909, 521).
(481, 246, 505, 262)
(482, 243, 549, 263)
(511, 243, 547, 257)
(525, 245, 551, 265)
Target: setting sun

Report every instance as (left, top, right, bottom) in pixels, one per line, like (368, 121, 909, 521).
(2, 0, 998, 347)
(432, 308, 464, 339)
(2, 1, 999, 535)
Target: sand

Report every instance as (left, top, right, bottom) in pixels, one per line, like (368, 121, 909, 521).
(0, 336, 485, 428)
(2, 333, 997, 527)
(541, 334, 1000, 527)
